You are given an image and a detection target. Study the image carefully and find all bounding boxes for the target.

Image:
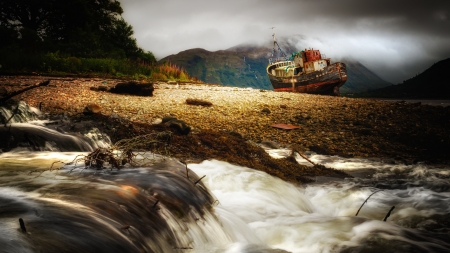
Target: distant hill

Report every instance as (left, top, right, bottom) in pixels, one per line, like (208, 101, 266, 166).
(359, 58, 450, 99)
(339, 59, 392, 94)
(160, 46, 273, 89)
(160, 44, 391, 93)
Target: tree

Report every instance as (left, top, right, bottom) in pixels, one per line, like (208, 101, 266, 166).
(0, 0, 155, 61)
(0, 0, 53, 37)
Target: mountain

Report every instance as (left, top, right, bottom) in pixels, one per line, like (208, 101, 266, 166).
(160, 44, 391, 93)
(339, 59, 392, 94)
(358, 58, 450, 99)
(160, 46, 273, 89)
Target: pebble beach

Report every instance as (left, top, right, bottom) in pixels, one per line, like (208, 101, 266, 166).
(1, 75, 450, 182)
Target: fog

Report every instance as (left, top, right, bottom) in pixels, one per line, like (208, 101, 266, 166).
(120, 0, 450, 83)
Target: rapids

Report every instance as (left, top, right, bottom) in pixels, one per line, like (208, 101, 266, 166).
(1, 102, 449, 252)
(190, 157, 450, 253)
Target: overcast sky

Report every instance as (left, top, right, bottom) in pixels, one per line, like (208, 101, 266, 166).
(120, 0, 450, 84)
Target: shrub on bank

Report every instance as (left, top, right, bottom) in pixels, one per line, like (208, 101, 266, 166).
(0, 50, 193, 81)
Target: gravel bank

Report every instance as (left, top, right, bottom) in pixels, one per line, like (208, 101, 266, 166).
(2, 75, 450, 166)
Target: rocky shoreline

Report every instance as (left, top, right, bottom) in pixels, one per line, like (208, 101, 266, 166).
(1, 75, 449, 183)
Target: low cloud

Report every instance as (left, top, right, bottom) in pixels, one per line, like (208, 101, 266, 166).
(121, 0, 450, 83)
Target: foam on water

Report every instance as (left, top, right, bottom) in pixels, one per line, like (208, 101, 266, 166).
(189, 158, 450, 253)
(1, 149, 449, 253)
(1, 103, 449, 252)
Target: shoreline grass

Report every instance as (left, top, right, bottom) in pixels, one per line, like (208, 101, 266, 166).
(0, 51, 197, 82)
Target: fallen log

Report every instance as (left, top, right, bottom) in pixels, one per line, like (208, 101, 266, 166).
(0, 80, 50, 104)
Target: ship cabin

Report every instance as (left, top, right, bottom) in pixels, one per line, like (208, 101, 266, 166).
(268, 48, 331, 78)
(269, 59, 296, 78)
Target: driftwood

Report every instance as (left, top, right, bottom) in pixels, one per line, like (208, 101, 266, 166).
(186, 98, 213, 107)
(0, 80, 50, 104)
(355, 190, 383, 216)
(383, 206, 395, 221)
(194, 175, 206, 185)
(19, 218, 27, 232)
(180, 160, 190, 179)
(293, 149, 316, 166)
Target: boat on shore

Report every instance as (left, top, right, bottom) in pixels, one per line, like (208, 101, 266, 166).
(266, 34, 347, 96)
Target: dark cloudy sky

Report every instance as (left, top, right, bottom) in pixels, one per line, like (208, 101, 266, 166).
(120, 0, 450, 83)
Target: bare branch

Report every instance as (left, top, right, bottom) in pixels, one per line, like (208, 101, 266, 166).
(355, 190, 383, 216)
(383, 206, 395, 222)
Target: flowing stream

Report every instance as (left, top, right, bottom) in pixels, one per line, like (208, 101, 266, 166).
(1, 102, 449, 253)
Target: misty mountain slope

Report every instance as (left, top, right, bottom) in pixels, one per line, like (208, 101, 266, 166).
(160, 47, 273, 89)
(160, 44, 392, 93)
(340, 59, 392, 93)
(360, 58, 450, 99)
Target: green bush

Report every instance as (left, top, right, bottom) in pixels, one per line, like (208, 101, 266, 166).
(0, 50, 192, 81)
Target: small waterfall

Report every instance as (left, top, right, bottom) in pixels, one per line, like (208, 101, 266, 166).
(1, 101, 449, 252)
(0, 100, 40, 124)
(0, 154, 239, 253)
(0, 101, 110, 152)
(2, 153, 449, 252)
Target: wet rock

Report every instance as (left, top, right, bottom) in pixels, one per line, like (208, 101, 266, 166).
(162, 116, 191, 135)
(261, 108, 271, 114)
(168, 120, 191, 135)
(152, 118, 163, 125)
(162, 116, 178, 124)
(227, 131, 243, 139)
(260, 140, 280, 149)
(309, 145, 332, 155)
(109, 113, 120, 119)
(83, 103, 102, 115)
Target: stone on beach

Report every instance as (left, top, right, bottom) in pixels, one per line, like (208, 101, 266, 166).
(83, 103, 102, 115)
(110, 81, 154, 96)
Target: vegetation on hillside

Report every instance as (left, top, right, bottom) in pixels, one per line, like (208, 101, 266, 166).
(160, 48, 273, 89)
(0, 0, 192, 81)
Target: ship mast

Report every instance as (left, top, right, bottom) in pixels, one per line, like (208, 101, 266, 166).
(271, 27, 287, 58)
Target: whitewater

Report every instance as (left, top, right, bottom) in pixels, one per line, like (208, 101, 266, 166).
(1, 103, 449, 253)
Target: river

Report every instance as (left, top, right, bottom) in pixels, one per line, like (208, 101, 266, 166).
(1, 103, 449, 253)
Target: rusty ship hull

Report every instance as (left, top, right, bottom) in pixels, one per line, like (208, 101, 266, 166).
(267, 62, 347, 96)
(267, 33, 348, 96)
